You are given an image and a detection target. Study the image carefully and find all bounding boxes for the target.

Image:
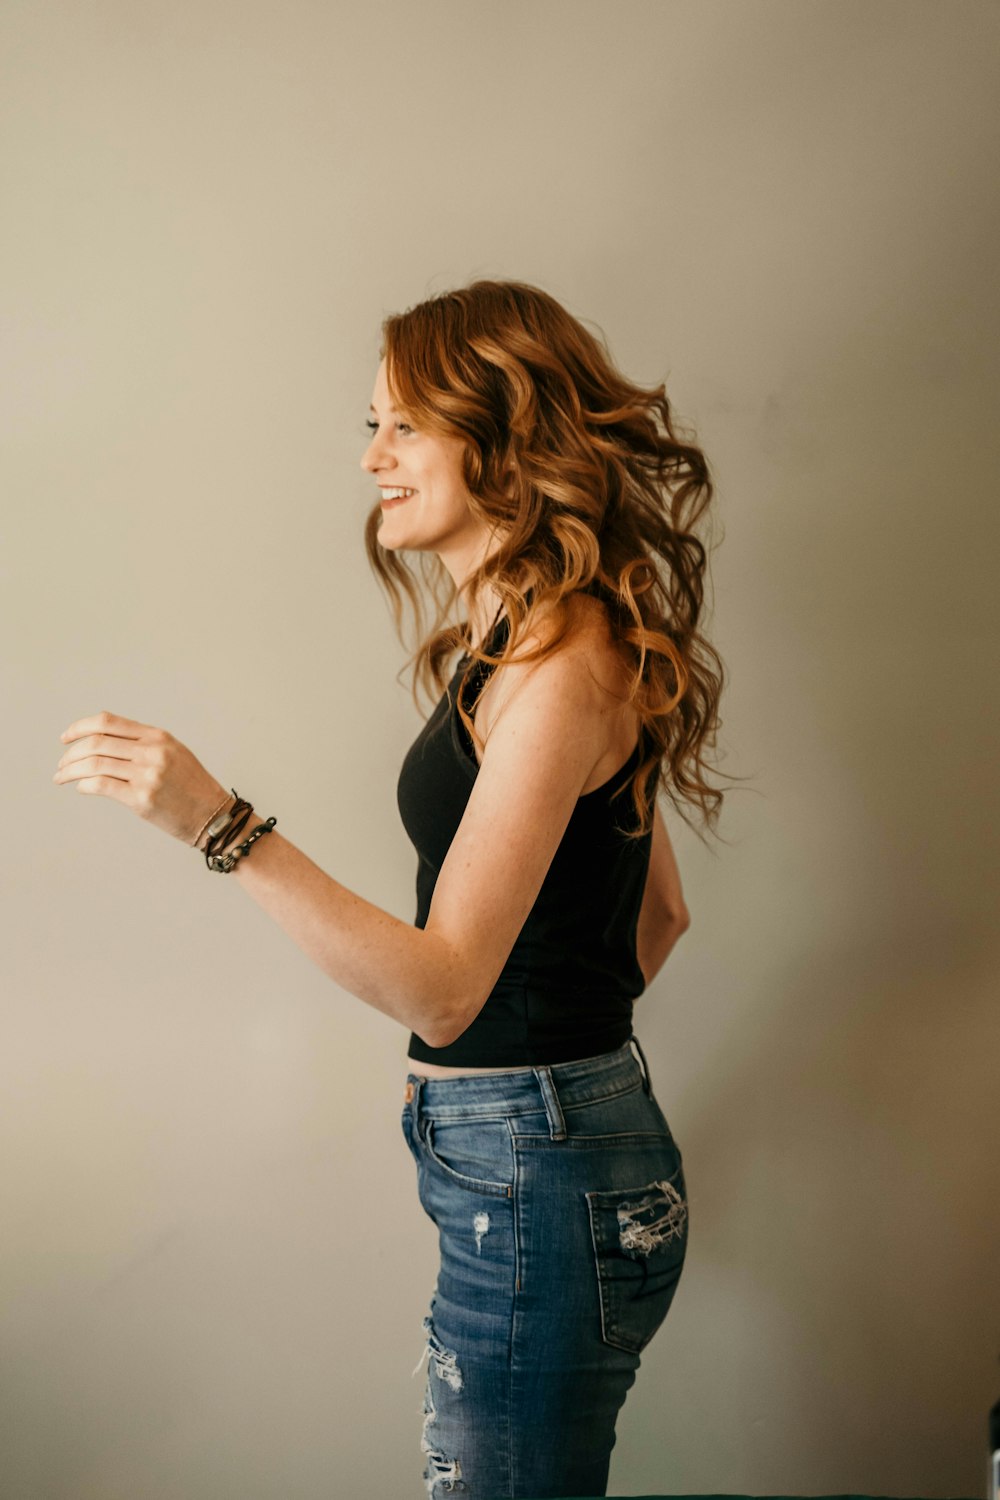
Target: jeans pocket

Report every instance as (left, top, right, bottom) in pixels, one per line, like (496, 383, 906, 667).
(586, 1159, 688, 1354)
(423, 1117, 514, 1198)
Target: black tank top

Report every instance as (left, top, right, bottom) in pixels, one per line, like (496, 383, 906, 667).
(397, 605, 655, 1066)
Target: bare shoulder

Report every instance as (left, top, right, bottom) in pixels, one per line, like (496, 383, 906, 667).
(477, 591, 635, 764)
(509, 591, 627, 680)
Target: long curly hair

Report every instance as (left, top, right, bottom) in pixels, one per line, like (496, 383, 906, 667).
(363, 278, 732, 842)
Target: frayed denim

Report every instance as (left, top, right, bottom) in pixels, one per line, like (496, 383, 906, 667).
(402, 1036, 687, 1499)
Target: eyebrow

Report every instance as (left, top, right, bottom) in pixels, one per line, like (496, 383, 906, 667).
(368, 403, 397, 414)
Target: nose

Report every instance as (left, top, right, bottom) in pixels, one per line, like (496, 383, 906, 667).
(360, 431, 394, 475)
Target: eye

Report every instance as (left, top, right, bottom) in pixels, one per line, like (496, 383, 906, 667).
(364, 419, 414, 435)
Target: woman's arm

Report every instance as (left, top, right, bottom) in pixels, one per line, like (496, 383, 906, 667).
(635, 802, 690, 989)
(54, 623, 626, 1047)
(212, 631, 616, 1047)
(224, 833, 464, 1044)
(227, 704, 689, 1036)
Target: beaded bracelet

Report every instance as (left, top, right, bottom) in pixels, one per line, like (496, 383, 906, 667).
(198, 788, 277, 873)
(206, 815, 277, 873)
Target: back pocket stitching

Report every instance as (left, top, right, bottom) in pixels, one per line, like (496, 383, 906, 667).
(586, 1163, 688, 1354)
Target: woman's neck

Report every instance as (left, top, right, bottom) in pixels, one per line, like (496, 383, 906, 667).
(463, 586, 508, 653)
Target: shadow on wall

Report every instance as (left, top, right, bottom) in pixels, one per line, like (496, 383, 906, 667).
(677, 879, 995, 1487)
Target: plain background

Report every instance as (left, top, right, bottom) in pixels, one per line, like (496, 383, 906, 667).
(2, 2, 998, 1496)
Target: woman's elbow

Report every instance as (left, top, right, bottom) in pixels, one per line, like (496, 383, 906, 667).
(425, 982, 490, 1049)
(672, 903, 691, 935)
(660, 904, 691, 957)
(637, 904, 691, 988)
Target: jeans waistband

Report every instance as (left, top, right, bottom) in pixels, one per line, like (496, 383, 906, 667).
(404, 1035, 653, 1143)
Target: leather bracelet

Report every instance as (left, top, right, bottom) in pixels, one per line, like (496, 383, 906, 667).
(213, 804, 254, 852)
(192, 791, 237, 850)
(197, 789, 276, 872)
(206, 816, 277, 873)
(203, 794, 253, 866)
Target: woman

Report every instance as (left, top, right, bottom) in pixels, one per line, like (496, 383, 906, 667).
(53, 278, 726, 1498)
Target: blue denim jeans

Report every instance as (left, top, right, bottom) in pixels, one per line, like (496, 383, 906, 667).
(401, 1035, 688, 1499)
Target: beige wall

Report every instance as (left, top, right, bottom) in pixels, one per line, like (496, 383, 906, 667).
(3, 2, 998, 1495)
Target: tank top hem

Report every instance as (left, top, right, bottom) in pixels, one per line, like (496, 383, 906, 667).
(405, 1017, 635, 1070)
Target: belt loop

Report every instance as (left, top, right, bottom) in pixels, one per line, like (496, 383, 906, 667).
(406, 1074, 426, 1139)
(630, 1034, 653, 1097)
(532, 1064, 567, 1141)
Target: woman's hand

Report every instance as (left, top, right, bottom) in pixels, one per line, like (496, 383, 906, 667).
(53, 710, 230, 848)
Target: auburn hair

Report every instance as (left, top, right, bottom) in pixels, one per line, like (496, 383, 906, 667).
(363, 277, 733, 842)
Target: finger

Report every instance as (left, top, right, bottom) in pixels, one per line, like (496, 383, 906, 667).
(57, 734, 140, 768)
(60, 711, 148, 745)
(73, 774, 140, 806)
(54, 755, 135, 784)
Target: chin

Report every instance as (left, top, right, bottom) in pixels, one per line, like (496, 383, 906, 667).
(378, 522, 424, 553)
(379, 510, 439, 549)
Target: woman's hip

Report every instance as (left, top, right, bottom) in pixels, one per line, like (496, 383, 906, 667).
(401, 1037, 688, 1360)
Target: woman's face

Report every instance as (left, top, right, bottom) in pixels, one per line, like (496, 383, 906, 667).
(361, 357, 494, 564)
